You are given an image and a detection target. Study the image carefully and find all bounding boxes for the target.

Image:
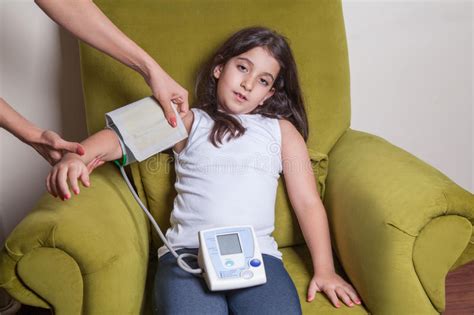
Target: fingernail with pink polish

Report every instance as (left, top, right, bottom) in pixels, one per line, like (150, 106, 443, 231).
(170, 117, 177, 128)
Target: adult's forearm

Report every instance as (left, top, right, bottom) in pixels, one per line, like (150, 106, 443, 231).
(0, 97, 43, 143)
(34, 0, 159, 79)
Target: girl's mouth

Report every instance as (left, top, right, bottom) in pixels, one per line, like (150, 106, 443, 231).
(233, 91, 247, 102)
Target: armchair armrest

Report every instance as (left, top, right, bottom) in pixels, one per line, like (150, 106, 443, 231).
(0, 163, 150, 315)
(325, 128, 474, 315)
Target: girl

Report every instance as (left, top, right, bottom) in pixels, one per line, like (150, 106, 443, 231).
(47, 26, 361, 314)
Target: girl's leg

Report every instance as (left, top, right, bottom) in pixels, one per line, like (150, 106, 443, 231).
(153, 248, 228, 315)
(226, 254, 302, 315)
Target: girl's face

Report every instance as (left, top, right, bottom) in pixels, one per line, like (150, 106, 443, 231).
(213, 47, 280, 115)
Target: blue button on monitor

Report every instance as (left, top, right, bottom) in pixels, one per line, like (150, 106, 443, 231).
(250, 259, 261, 267)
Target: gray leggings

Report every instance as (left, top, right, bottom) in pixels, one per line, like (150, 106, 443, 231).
(153, 248, 302, 315)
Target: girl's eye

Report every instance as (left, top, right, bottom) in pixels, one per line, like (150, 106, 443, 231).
(237, 65, 247, 72)
(260, 78, 269, 86)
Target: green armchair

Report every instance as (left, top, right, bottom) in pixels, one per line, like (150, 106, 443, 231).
(1, 1, 472, 314)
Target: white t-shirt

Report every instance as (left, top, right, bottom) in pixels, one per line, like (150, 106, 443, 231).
(158, 108, 283, 260)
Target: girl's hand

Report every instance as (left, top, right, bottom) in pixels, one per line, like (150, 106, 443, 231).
(307, 272, 362, 308)
(30, 129, 85, 165)
(144, 62, 189, 127)
(46, 153, 92, 200)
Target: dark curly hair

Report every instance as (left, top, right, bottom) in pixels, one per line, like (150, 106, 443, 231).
(194, 26, 308, 147)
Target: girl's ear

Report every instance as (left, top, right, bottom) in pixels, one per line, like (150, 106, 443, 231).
(213, 65, 223, 79)
(259, 88, 276, 106)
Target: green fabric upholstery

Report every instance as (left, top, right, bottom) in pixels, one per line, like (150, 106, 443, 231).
(1, 1, 473, 314)
(17, 247, 83, 315)
(0, 164, 150, 313)
(413, 216, 472, 312)
(324, 129, 474, 314)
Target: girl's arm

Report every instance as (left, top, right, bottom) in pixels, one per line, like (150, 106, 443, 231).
(279, 119, 361, 308)
(0, 97, 85, 164)
(46, 129, 122, 200)
(71, 128, 123, 166)
(34, 0, 189, 126)
(48, 108, 195, 200)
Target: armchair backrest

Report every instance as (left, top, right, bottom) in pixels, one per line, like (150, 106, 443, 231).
(79, 0, 350, 249)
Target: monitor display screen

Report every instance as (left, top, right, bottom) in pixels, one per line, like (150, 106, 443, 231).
(217, 233, 242, 255)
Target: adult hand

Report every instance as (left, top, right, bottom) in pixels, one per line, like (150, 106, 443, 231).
(0, 97, 86, 165)
(144, 62, 189, 127)
(34, 0, 189, 129)
(30, 129, 85, 166)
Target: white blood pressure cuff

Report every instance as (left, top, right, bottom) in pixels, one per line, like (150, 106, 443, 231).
(104, 96, 188, 167)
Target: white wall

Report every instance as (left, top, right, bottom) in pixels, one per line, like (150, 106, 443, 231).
(343, 0, 472, 193)
(0, 0, 472, 245)
(0, 1, 87, 245)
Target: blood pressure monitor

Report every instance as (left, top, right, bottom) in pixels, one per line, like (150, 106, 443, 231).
(198, 226, 267, 291)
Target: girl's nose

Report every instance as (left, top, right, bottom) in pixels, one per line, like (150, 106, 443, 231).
(241, 80, 253, 92)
